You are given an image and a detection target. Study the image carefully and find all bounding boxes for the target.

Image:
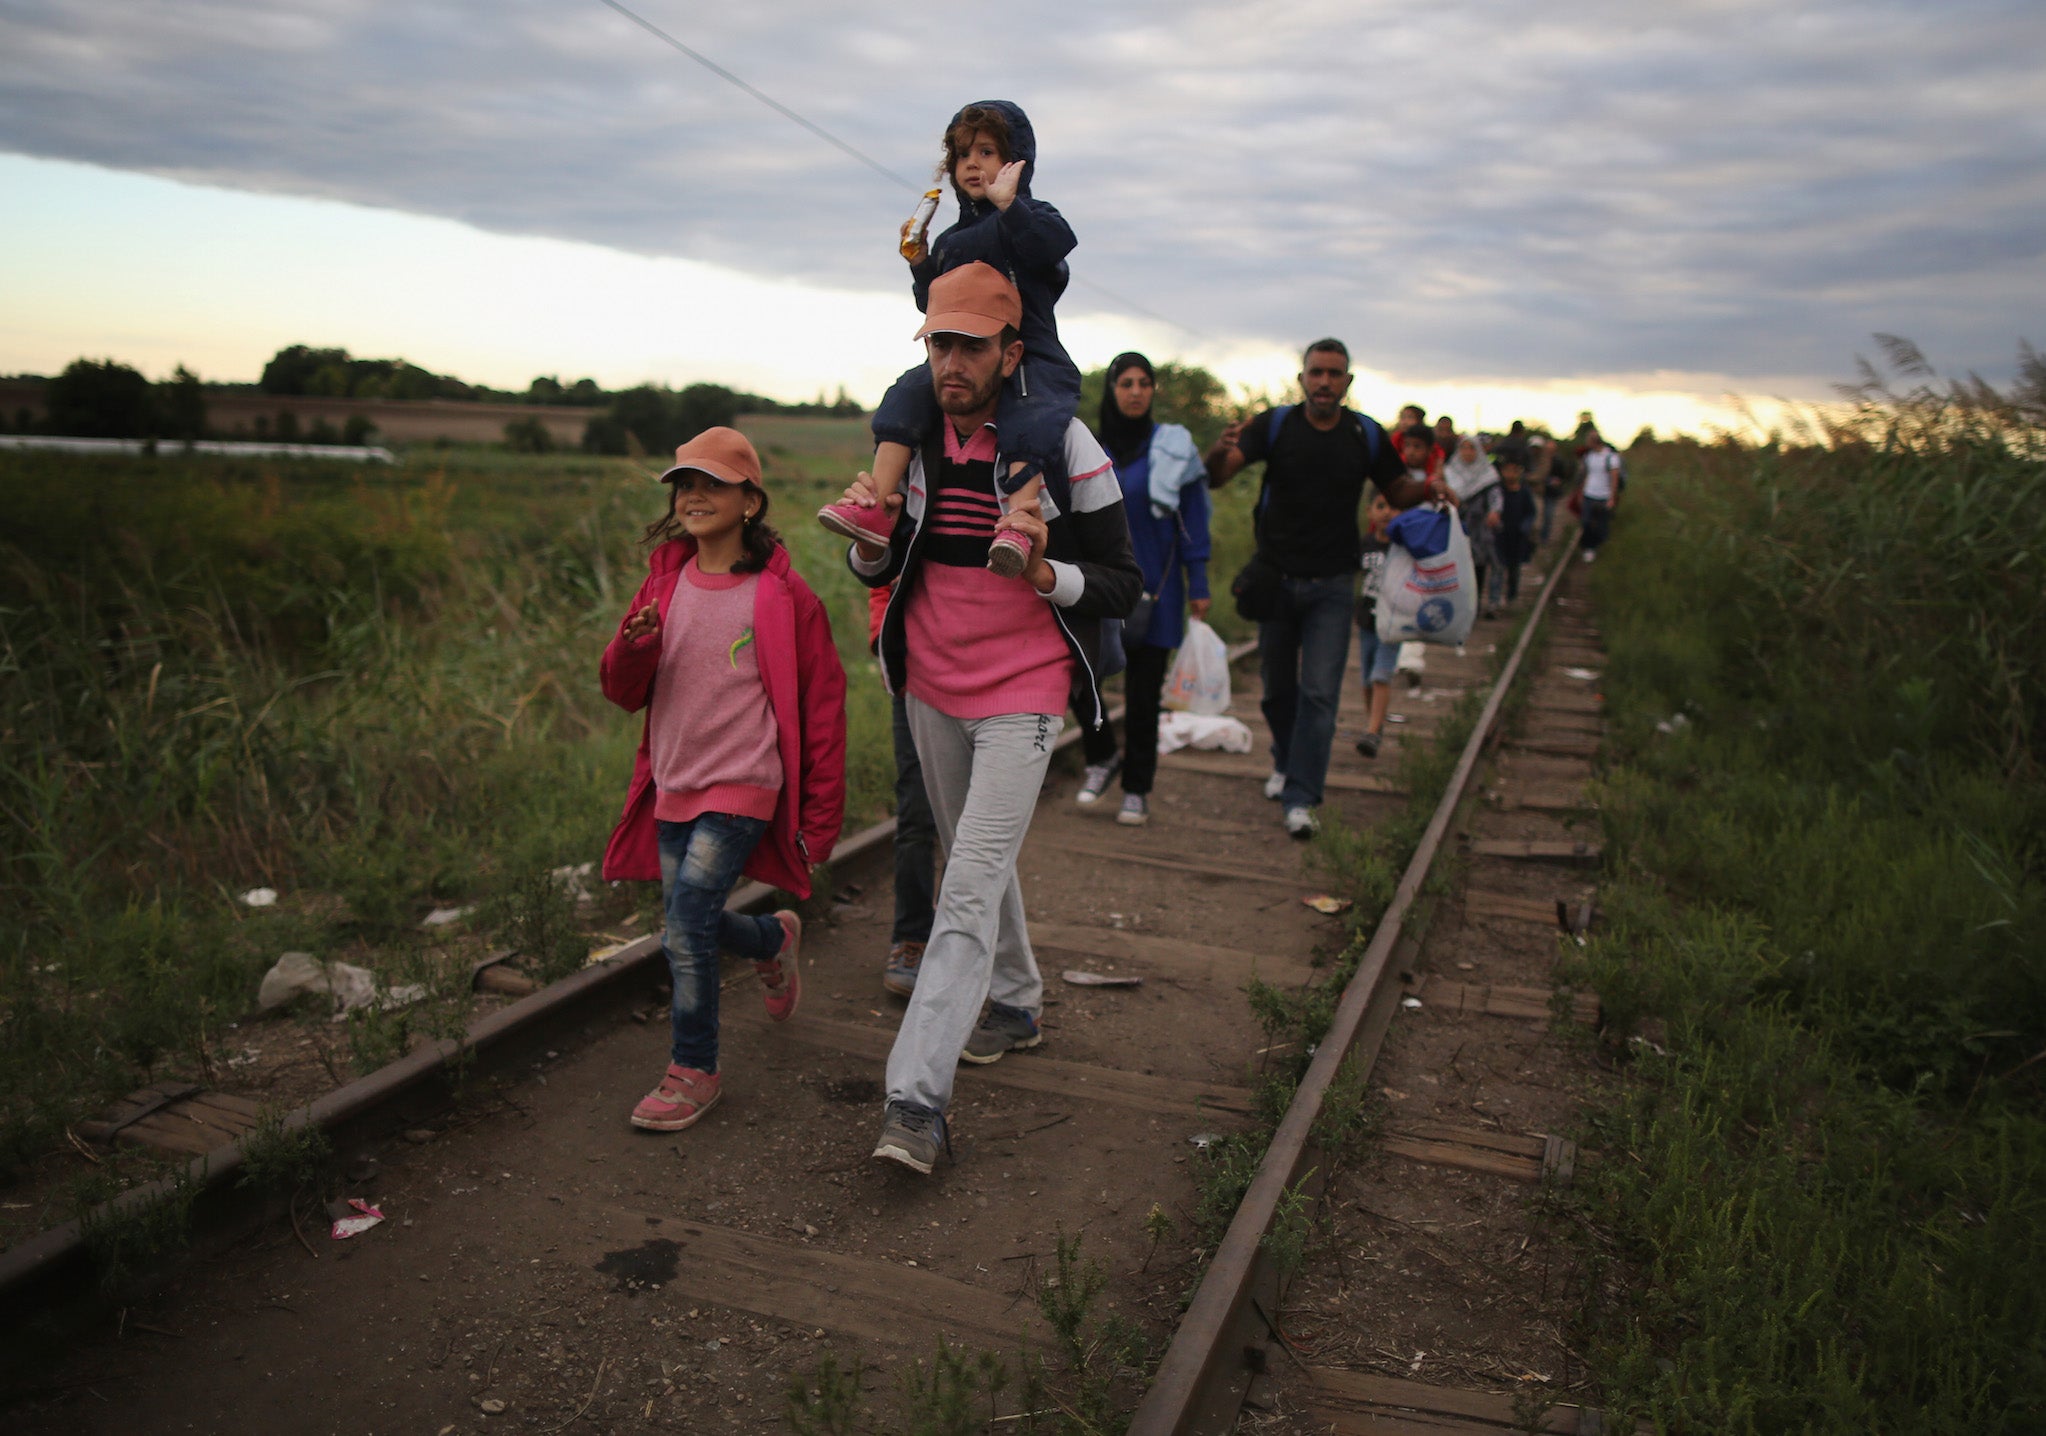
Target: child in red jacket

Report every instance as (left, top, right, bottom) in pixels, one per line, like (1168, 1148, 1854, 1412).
(600, 427, 847, 1133)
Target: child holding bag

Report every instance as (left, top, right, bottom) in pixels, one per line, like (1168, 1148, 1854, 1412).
(601, 427, 846, 1132)
(1353, 492, 1402, 758)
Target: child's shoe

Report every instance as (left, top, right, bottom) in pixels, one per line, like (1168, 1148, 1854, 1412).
(817, 498, 897, 551)
(756, 910, 802, 1022)
(986, 527, 1033, 578)
(630, 1064, 720, 1131)
(882, 940, 923, 998)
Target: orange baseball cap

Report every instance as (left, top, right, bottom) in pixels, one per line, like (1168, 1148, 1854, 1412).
(656, 426, 762, 489)
(913, 261, 1023, 340)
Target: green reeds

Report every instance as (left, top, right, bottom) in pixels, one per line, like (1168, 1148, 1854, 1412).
(1564, 352, 2046, 1430)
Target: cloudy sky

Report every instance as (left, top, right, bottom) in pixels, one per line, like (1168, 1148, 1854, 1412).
(4, 0, 2041, 435)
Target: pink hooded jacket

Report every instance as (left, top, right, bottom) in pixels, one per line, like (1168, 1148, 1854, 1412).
(599, 538, 847, 898)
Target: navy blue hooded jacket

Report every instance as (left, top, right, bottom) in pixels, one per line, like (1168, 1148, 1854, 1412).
(912, 101, 1075, 373)
(872, 101, 1081, 478)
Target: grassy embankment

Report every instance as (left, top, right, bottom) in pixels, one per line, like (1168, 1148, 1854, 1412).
(1565, 371, 2045, 1429)
(0, 425, 898, 1190)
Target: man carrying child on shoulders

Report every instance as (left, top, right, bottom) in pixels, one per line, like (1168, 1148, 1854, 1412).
(834, 262, 1141, 1176)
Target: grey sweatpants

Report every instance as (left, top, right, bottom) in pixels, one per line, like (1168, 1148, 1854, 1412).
(886, 696, 1061, 1113)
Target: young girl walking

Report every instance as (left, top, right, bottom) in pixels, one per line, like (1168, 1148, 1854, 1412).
(600, 426, 847, 1132)
(816, 100, 1079, 580)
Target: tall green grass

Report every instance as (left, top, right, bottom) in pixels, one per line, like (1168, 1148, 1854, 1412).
(1566, 354, 2046, 1430)
(0, 444, 893, 1182)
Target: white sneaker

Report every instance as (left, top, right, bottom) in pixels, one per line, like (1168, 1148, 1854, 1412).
(1262, 770, 1287, 801)
(1076, 758, 1119, 805)
(1116, 794, 1149, 826)
(1582, 550, 1597, 564)
(1284, 806, 1318, 839)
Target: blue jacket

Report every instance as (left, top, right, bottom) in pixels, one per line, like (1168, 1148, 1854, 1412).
(1112, 423, 1212, 652)
(912, 101, 1076, 376)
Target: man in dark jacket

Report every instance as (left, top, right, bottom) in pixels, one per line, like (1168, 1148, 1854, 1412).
(835, 262, 1141, 1175)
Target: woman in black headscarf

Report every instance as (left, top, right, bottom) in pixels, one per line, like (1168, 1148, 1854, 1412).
(1070, 352, 1213, 826)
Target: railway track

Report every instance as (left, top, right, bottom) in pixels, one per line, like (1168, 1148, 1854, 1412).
(6, 531, 1612, 1435)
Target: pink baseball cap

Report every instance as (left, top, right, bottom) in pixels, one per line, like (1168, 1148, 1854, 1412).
(655, 426, 762, 489)
(913, 262, 1023, 340)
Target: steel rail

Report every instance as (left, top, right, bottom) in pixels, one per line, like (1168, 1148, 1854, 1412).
(1130, 533, 1583, 1434)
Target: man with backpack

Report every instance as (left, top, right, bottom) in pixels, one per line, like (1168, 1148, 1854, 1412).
(1205, 338, 1447, 837)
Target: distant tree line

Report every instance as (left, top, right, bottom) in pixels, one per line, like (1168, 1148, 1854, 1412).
(6, 345, 869, 451)
(257, 345, 867, 444)
(256, 345, 622, 409)
(0, 359, 212, 443)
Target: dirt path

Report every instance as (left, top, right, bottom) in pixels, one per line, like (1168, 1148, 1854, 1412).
(17, 614, 1498, 1434)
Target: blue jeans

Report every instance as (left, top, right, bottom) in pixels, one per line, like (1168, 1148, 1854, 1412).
(1259, 573, 1357, 809)
(656, 814, 784, 1073)
(1581, 497, 1612, 553)
(1356, 623, 1400, 688)
(891, 692, 937, 946)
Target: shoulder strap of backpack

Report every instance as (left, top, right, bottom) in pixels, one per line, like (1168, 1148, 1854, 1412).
(1266, 405, 1294, 450)
(1253, 406, 1293, 527)
(1355, 411, 1383, 464)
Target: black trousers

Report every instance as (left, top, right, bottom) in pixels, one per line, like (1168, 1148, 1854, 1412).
(890, 691, 937, 945)
(1079, 640, 1171, 795)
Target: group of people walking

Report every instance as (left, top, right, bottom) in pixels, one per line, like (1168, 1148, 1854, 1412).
(594, 98, 1610, 1176)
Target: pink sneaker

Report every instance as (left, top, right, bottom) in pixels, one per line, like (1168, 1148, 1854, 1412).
(757, 910, 801, 1022)
(630, 1064, 720, 1131)
(817, 498, 896, 551)
(986, 526, 1032, 578)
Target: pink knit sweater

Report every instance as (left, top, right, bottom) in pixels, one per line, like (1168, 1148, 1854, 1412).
(647, 562, 782, 823)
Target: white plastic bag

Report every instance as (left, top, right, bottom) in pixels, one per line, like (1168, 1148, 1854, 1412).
(1156, 712, 1254, 755)
(1162, 619, 1231, 715)
(1377, 506, 1477, 647)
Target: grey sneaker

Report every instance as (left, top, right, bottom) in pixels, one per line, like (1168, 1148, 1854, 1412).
(872, 1100, 950, 1175)
(1355, 731, 1381, 758)
(1262, 769, 1287, 801)
(960, 1003, 1041, 1065)
(1284, 805, 1319, 840)
(882, 940, 923, 998)
(1116, 793, 1149, 826)
(1076, 758, 1120, 805)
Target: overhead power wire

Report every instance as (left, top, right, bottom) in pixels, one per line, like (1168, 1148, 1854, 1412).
(594, 0, 920, 193)
(594, 0, 1205, 340)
